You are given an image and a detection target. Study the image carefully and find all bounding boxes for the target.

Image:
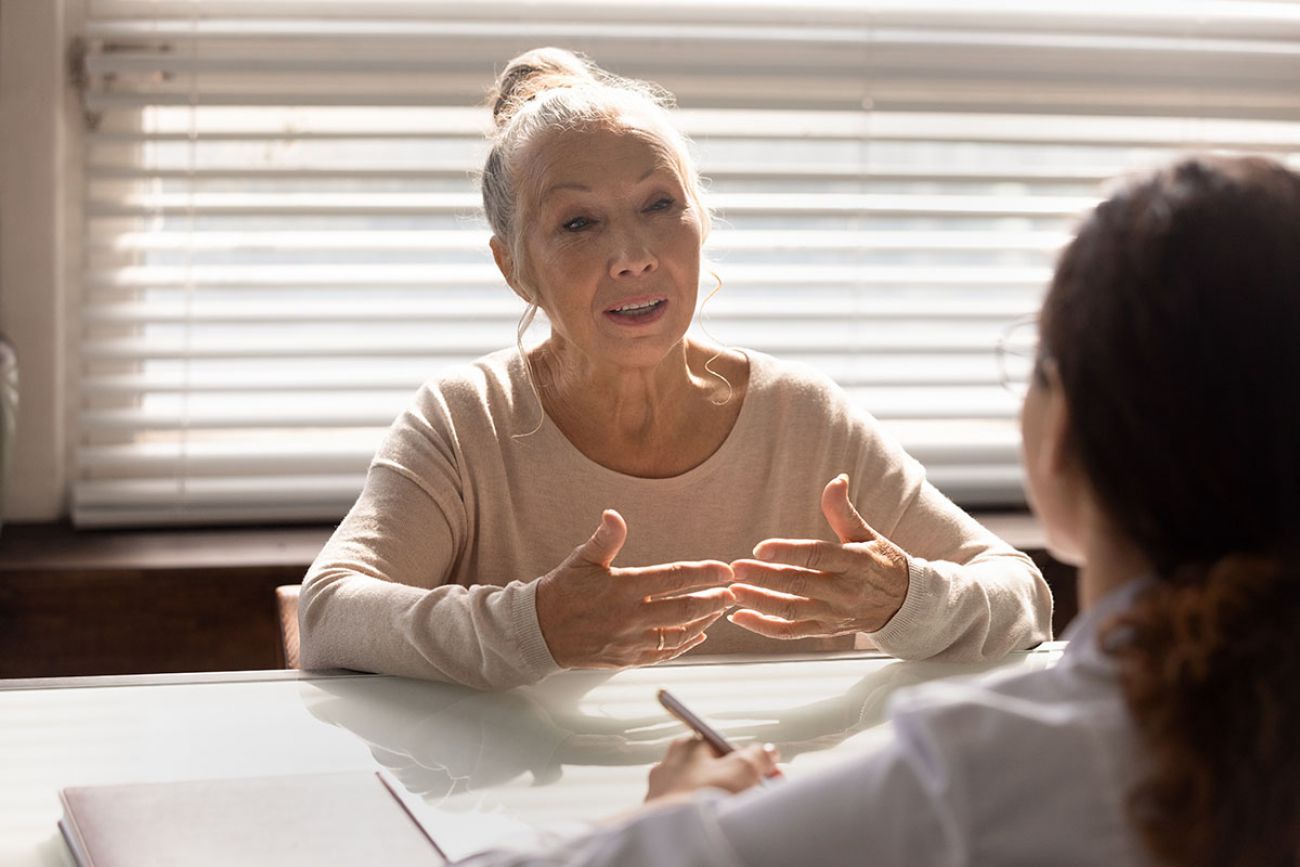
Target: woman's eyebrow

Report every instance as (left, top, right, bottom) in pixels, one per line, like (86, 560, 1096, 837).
(540, 166, 665, 202)
(541, 181, 590, 201)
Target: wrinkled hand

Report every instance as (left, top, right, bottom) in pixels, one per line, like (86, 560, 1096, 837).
(728, 474, 910, 639)
(536, 510, 735, 669)
(646, 737, 780, 802)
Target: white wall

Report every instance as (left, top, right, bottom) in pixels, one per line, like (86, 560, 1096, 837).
(0, 0, 83, 521)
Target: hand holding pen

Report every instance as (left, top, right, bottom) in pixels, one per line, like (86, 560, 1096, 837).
(646, 690, 783, 802)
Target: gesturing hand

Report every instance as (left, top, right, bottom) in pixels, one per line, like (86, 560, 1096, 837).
(535, 510, 736, 669)
(728, 474, 910, 639)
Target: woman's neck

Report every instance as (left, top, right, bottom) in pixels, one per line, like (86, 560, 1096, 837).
(535, 338, 701, 442)
(528, 336, 746, 477)
(1075, 509, 1154, 612)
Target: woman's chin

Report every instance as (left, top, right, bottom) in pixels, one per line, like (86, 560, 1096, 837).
(588, 328, 692, 369)
(1040, 522, 1086, 567)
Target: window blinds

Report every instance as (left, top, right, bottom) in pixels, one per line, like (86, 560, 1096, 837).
(75, 0, 1300, 526)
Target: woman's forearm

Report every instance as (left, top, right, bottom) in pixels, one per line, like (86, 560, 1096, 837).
(298, 464, 559, 689)
(299, 566, 558, 689)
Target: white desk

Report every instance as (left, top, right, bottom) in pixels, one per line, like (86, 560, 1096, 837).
(0, 646, 1063, 866)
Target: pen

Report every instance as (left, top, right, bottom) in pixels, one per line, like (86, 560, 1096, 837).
(657, 689, 783, 781)
(657, 688, 735, 756)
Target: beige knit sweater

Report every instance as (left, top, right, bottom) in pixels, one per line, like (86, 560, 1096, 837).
(300, 348, 1052, 689)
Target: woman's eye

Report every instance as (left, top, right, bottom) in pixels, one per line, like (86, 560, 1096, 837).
(648, 197, 675, 212)
(562, 216, 592, 232)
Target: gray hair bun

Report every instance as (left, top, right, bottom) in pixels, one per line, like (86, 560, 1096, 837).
(488, 47, 599, 130)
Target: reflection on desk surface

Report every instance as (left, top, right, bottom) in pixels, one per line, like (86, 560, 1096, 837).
(0, 646, 1061, 866)
(303, 648, 1061, 818)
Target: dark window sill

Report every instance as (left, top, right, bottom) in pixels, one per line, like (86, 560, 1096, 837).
(0, 523, 334, 573)
(0, 523, 330, 678)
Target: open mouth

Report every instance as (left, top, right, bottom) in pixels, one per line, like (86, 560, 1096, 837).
(604, 298, 668, 323)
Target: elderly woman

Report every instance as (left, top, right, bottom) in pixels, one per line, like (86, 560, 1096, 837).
(298, 48, 1052, 689)
(457, 155, 1300, 866)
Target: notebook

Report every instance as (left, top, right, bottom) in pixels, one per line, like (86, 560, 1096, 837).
(58, 771, 448, 867)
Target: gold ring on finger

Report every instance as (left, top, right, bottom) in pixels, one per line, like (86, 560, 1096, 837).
(656, 627, 666, 652)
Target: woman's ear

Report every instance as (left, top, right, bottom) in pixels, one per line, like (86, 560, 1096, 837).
(490, 236, 533, 305)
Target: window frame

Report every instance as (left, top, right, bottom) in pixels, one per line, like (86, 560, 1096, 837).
(0, 0, 87, 522)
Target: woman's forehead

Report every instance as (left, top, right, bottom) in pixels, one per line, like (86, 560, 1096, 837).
(521, 123, 683, 199)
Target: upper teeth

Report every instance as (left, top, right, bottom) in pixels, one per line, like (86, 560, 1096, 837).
(613, 300, 659, 313)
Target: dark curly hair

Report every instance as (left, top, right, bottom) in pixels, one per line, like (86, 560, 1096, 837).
(1042, 156, 1300, 865)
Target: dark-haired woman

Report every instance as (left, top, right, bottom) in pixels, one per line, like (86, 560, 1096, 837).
(298, 48, 1051, 689)
(456, 156, 1300, 865)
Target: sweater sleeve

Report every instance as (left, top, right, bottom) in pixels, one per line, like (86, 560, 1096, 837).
(826, 382, 1053, 661)
(867, 480, 1054, 661)
(298, 387, 560, 690)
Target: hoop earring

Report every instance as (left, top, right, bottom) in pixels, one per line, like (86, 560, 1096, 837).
(697, 270, 734, 406)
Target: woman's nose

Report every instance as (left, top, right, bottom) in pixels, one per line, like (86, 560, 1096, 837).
(608, 230, 657, 278)
(613, 256, 655, 278)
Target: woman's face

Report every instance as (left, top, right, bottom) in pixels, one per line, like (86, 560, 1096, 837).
(512, 124, 703, 372)
(1019, 357, 1086, 566)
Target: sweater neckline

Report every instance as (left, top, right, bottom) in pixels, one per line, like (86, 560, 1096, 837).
(506, 347, 769, 490)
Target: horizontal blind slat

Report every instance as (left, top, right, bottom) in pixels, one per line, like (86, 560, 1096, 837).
(79, 342, 1013, 363)
(82, 0, 1300, 37)
(85, 230, 1071, 253)
(83, 109, 1300, 147)
(82, 300, 1032, 325)
(84, 192, 1097, 219)
(84, 164, 1118, 183)
(83, 263, 1054, 288)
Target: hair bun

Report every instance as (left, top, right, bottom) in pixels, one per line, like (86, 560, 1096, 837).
(489, 47, 597, 130)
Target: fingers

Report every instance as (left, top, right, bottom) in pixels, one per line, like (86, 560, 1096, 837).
(638, 611, 722, 665)
(820, 474, 881, 544)
(574, 509, 628, 568)
(646, 736, 712, 801)
(621, 560, 734, 597)
(727, 608, 840, 639)
(710, 743, 783, 793)
(653, 609, 725, 651)
(734, 742, 781, 780)
(645, 630, 710, 664)
(647, 738, 780, 801)
(664, 735, 710, 761)
(641, 590, 735, 627)
(728, 582, 837, 622)
(662, 735, 779, 770)
(750, 538, 859, 573)
(731, 560, 839, 600)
